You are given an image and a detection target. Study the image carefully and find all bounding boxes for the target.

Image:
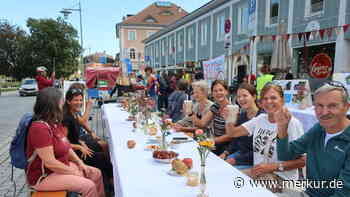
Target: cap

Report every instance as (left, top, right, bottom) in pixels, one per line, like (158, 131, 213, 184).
(36, 66, 47, 72)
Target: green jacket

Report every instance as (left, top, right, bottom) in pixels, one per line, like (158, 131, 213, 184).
(256, 74, 274, 98)
(277, 123, 350, 197)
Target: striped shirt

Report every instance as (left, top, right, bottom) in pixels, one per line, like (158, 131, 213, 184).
(210, 103, 226, 137)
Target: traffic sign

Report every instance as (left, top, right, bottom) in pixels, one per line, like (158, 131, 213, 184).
(224, 19, 231, 34)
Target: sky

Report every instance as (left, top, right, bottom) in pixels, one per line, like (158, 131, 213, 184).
(1, 0, 211, 57)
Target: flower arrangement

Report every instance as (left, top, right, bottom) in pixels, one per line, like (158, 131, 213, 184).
(159, 116, 173, 150)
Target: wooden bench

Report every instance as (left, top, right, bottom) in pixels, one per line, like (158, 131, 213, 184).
(31, 191, 67, 197)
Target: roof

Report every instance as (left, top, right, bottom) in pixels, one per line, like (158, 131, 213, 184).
(118, 2, 188, 27)
(144, 0, 229, 44)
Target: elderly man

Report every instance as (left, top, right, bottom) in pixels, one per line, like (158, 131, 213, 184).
(35, 66, 55, 91)
(276, 81, 350, 197)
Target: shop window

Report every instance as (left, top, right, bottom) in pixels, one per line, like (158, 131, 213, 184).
(129, 48, 136, 59)
(201, 21, 208, 46)
(177, 33, 183, 52)
(311, 0, 324, 13)
(169, 37, 173, 54)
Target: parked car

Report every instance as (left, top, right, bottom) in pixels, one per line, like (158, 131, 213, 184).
(18, 78, 38, 96)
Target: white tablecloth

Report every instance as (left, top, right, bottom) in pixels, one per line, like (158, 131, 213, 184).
(102, 104, 276, 197)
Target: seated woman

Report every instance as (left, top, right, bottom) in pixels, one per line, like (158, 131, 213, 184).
(220, 83, 263, 169)
(26, 87, 105, 197)
(225, 83, 306, 192)
(62, 88, 113, 192)
(67, 83, 108, 152)
(166, 79, 189, 122)
(173, 80, 213, 134)
(192, 80, 233, 155)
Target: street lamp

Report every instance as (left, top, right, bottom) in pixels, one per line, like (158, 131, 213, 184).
(60, 0, 84, 78)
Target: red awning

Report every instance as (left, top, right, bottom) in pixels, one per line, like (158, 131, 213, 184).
(85, 66, 120, 89)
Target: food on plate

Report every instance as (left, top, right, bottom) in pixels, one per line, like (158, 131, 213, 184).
(127, 140, 136, 149)
(182, 158, 193, 169)
(184, 132, 194, 138)
(145, 144, 160, 150)
(152, 150, 178, 159)
(171, 159, 188, 175)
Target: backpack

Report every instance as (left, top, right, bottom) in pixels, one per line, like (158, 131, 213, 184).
(9, 112, 33, 169)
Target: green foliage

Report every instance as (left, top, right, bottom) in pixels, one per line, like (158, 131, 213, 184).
(0, 17, 82, 80)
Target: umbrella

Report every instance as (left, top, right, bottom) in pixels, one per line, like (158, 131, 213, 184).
(270, 24, 292, 78)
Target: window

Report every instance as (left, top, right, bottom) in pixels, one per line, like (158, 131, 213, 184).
(144, 16, 157, 23)
(128, 30, 136, 40)
(187, 27, 194, 49)
(201, 22, 208, 46)
(161, 40, 165, 56)
(129, 48, 136, 59)
(217, 14, 225, 41)
(169, 37, 173, 54)
(238, 5, 249, 34)
(270, 0, 279, 24)
(177, 33, 183, 52)
(159, 10, 173, 16)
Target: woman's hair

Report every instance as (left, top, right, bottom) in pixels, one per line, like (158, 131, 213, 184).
(238, 83, 257, 97)
(211, 80, 228, 92)
(177, 79, 188, 91)
(33, 87, 63, 124)
(69, 82, 86, 91)
(192, 80, 209, 96)
(260, 83, 284, 99)
(63, 88, 84, 115)
(145, 66, 153, 73)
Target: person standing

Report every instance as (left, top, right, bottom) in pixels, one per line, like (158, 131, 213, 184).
(35, 66, 55, 91)
(256, 64, 274, 98)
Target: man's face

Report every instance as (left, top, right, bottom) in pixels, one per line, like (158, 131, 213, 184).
(314, 90, 349, 131)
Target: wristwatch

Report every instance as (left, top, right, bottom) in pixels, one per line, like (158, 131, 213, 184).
(278, 162, 285, 171)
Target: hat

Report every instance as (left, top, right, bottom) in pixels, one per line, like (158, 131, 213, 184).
(36, 66, 47, 72)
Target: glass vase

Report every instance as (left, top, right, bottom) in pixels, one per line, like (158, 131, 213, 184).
(160, 131, 167, 150)
(198, 164, 208, 197)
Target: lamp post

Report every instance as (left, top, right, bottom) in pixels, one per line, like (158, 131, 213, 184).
(60, 0, 84, 78)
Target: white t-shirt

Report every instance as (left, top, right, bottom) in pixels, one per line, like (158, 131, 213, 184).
(242, 114, 304, 180)
(324, 131, 343, 147)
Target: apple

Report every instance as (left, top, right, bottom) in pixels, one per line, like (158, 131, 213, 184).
(182, 158, 193, 169)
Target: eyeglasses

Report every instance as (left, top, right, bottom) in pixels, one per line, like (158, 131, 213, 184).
(324, 81, 349, 99)
(68, 88, 83, 95)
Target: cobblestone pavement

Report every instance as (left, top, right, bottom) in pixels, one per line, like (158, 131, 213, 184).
(0, 91, 105, 197)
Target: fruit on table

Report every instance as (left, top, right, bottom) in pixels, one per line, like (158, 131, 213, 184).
(182, 158, 193, 169)
(152, 150, 178, 159)
(127, 140, 136, 149)
(171, 159, 188, 175)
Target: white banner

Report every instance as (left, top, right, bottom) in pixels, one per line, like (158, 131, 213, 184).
(203, 55, 225, 88)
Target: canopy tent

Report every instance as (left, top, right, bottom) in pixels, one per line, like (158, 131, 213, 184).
(85, 66, 120, 90)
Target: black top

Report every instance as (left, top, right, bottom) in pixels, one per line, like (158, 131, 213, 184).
(225, 109, 264, 165)
(62, 112, 80, 145)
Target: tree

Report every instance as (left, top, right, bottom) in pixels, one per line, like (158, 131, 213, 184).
(26, 17, 82, 78)
(0, 18, 82, 80)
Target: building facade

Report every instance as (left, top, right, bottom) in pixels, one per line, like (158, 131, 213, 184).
(144, 0, 350, 89)
(116, 1, 187, 73)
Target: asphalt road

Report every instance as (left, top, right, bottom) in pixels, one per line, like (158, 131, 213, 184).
(0, 91, 36, 197)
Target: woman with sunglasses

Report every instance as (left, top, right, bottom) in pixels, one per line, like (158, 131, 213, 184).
(224, 83, 306, 192)
(26, 87, 105, 197)
(63, 88, 113, 195)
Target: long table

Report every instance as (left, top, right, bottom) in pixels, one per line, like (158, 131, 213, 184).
(102, 103, 276, 197)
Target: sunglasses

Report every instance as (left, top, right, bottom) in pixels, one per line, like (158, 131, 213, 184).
(68, 88, 83, 95)
(324, 81, 349, 99)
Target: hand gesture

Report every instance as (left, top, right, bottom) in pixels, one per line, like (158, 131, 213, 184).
(91, 132, 100, 140)
(51, 72, 56, 79)
(86, 99, 94, 109)
(80, 145, 94, 160)
(275, 107, 291, 128)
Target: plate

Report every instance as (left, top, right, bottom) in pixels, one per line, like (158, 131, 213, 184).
(167, 169, 182, 177)
(144, 145, 160, 151)
(154, 158, 173, 163)
(170, 139, 193, 144)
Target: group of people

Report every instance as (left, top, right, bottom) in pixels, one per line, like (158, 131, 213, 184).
(26, 68, 114, 197)
(170, 77, 349, 197)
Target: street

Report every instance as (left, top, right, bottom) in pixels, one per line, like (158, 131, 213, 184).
(0, 91, 35, 197)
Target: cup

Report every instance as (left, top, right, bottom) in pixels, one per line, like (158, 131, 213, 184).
(186, 171, 199, 186)
(226, 104, 240, 123)
(184, 100, 193, 115)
